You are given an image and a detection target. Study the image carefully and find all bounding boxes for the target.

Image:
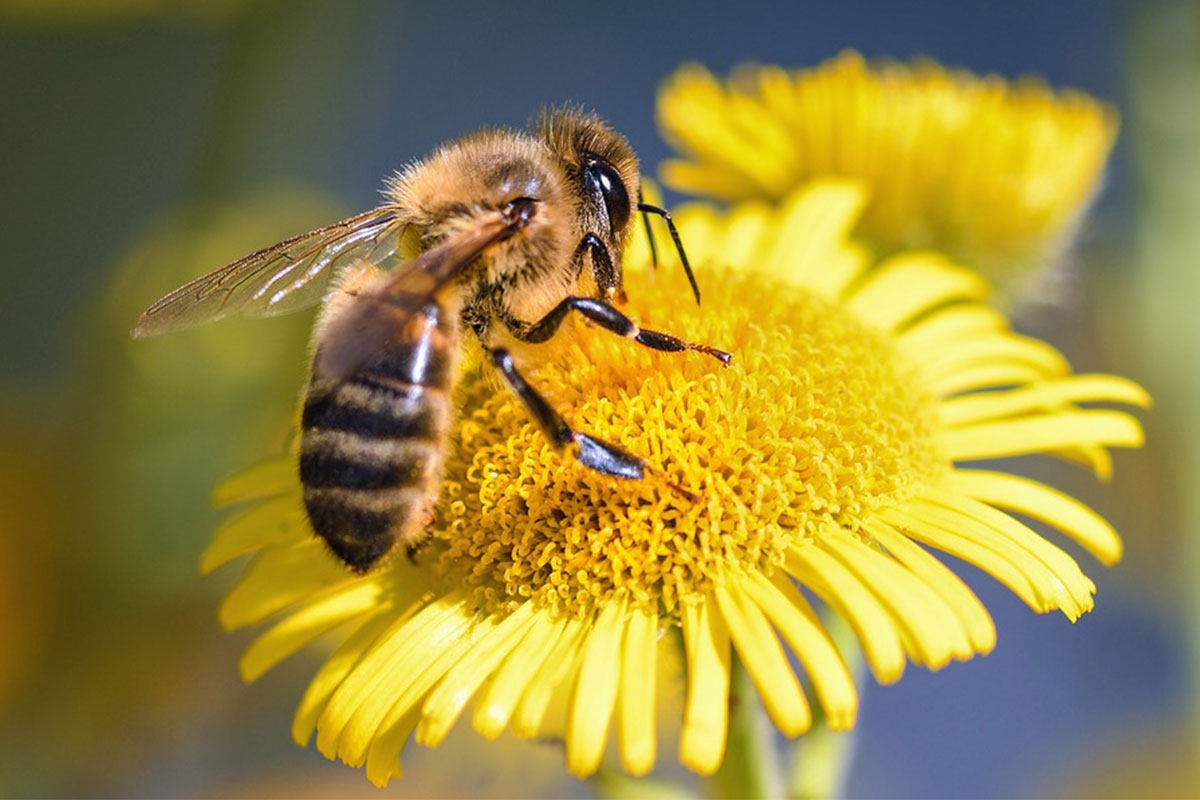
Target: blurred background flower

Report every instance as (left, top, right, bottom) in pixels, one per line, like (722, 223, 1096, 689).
(0, 1, 1192, 797)
(657, 51, 1118, 303)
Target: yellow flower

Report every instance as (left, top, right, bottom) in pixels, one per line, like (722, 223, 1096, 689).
(657, 52, 1118, 289)
(203, 180, 1146, 786)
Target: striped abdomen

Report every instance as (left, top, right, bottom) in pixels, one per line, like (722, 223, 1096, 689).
(300, 302, 457, 572)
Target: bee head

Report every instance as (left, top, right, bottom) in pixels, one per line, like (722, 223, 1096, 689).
(536, 106, 641, 300)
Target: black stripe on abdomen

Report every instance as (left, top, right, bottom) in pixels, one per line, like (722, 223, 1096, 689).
(302, 376, 444, 440)
(299, 437, 434, 490)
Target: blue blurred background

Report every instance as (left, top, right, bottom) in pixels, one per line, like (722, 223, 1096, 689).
(1, 1, 1192, 797)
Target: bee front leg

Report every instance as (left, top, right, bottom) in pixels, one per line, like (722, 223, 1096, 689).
(506, 297, 732, 365)
(487, 347, 645, 480)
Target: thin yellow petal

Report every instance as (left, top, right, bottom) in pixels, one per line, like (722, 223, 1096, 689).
(669, 203, 726, 269)
(847, 252, 988, 332)
(930, 363, 1050, 397)
(895, 498, 1091, 619)
(863, 519, 996, 653)
(212, 456, 295, 507)
(200, 495, 308, 574)
(679, 597, 731, 776)
(716, 201, 773, 267)
(714, 579, 812, 736)
(944, 409, 1144, 461)
(922, 490, 1096, 620)
(316, 590, 470, 765)
(921, 336, 1070, 387)
(474, 615, 567, 740)
(363, 708, 419, 788)
(512, 617, 588, 739)
(363, 622, 485, 785)
(292, 610, 402, 747)
(659, 160, 761, 202)
(740, 572, 858, 730)
(218, 539, 350, 630)
(566, 599, 627, 778)
(881, 507, 1044, 612)
(947, 469, 1122, 564)
(416, 601, 538, 748)
(785, 543, 907, 683)
(617, 604, 659, 777)
(939, 374, 1151, 428)
(240, 578, 390, 682)
(894, 305, 1007, 354)
(760, 180, 868, 295)
(820, 533, 975, 667)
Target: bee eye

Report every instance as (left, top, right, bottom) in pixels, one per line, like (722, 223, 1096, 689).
(582, 155, 631, 234)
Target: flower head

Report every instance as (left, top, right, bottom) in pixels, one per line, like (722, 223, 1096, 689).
(205, 180, 1146, 786)
(657, 52, 1118, 289)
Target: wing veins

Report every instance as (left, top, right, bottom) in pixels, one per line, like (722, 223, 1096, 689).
(131, 207, 401, 338)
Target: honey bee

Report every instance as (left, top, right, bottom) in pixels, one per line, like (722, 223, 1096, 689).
(133, 108, 730, 572)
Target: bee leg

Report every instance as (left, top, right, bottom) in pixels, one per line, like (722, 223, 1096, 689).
(573, 233, 625, 303)
(508, 296, 732, 366)
(487, 347, 645, 480)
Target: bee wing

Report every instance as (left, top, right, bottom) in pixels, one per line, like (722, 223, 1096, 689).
(313, 212, 517, 382)
(131, 207, 405, 338)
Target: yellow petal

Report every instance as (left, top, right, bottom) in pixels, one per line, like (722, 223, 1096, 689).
(894, 304, 1007, 355)
(881, 506, 1044, 612)
(240, 578, 390, 682)
(819, 532, 975, 667)
(847, 252, 989, 333)
(714, 578, 812, 736)
(863, 519, 996, 653)
(939, 374, 1151, 428)
(212, 456, 295, 507)
(741, 571, 858, 730)
(363, 708, 419, 788)
(416, 601, 538, 748)
(364, 622, 484, 786)
(316, 590, 470, 765)
(512, 617, 588, 740)
(474, 615, 568, 740)
(930, 363, 1050, 397)
(566, 599, 627, 778)
(922, 490, 1096, 620)
(292, 610, 402, 747)
(759, 180, 868, 296)
(617, 604, 659, 776)
(218, 539, 350, 630)
(947, 469, 1122, 564)
(921, 336, 1070, 388)
(200, 495, 308, 574)
(785, 543, 906, 683)
(679, 597, 731, 776)
(944, 409, 1143, 461)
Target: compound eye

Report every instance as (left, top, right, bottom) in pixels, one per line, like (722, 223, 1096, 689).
(583, 155, 631, 234)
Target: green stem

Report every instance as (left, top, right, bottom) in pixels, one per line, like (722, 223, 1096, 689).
(786, 610, 863, 800)
(710, 653, 782, 799)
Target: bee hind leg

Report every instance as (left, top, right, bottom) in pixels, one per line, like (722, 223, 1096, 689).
(487, 347, 644, 480)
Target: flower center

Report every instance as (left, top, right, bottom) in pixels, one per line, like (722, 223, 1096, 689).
(431, 266, 944, 620)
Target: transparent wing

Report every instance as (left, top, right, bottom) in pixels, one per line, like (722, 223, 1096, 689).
(131, 207, 406, 338)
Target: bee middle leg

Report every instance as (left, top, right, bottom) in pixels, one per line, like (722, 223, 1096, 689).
(506, 297, 732, 365)
(487, 347, 645, 480)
